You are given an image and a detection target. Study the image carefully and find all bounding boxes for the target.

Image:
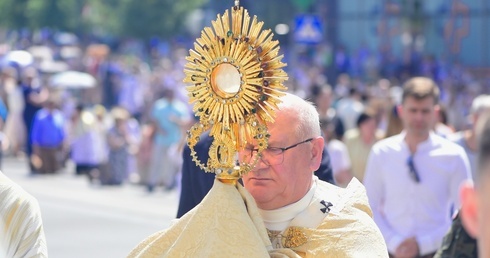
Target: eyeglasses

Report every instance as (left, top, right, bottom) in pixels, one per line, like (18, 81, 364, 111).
(241, 138, 314, 166)
(407, 155, 421, 183)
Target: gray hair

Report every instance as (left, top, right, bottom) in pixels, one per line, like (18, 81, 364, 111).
(470, 94, 490, 115)
(276, 93, 321, 139)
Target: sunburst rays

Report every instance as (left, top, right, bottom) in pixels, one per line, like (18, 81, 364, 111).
(184, 5, 288, 177)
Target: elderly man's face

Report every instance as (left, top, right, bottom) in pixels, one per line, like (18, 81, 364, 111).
(461, 163, 490, 258)
(241, 111, 323, 210)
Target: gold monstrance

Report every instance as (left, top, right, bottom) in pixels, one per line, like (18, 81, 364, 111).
(184, 0, 288, 185)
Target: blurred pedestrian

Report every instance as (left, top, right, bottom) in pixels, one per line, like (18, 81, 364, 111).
(344, 110, 383, 182)
(31, 99, 65, 174)
(176, 132, 215, 218)
(459, 112, 490, 258)
(136, 123, 155, 186)
(21, 68, 48, 173)
(320, 118, 352, 187)
(434, 95, 490, 258)
(0, 171, 47, 257)
(68, 104, 92, 175)
(118, 68, 145, 121)
(100, 61, 120, 109)
(68, 105, 107, 183)
(449, 94, 490, 178)
(103, 107, 133, 185)
(147, 89, 190, 192)
(2, 67, 25, 157)
(434, 211, 477, 258)
(336, 87, 364, 131)
(90, 105, 109, 182)
(364, 77, 472, 257)
(310, 84, 345, 140)
(125, 113, 141, 183)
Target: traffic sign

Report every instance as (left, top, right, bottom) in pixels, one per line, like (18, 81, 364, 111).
(294, 15, 323, 44)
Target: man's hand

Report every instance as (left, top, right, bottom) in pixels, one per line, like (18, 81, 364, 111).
(394, 237, 419, 258)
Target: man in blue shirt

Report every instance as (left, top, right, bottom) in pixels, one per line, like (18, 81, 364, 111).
(147, 89, 190, 192)
(31, 99, 65, 174)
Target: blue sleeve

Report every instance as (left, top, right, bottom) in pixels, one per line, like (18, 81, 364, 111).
(31, 113, 41, 145)
(0, 99, 8, 122)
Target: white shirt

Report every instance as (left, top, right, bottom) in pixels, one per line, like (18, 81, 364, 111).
(336, 97, 364, 130)
(363, 131, 471, 255)
(449, 132, 477, 179)
(70, 112, 108, 164)
(327, 139, 351, 175)
(118, 75, 144, 116)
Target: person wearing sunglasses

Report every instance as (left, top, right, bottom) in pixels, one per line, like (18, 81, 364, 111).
(363, 77, 471, 258)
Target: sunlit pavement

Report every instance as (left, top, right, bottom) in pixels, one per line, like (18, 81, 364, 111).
(2, 156, 179, 258)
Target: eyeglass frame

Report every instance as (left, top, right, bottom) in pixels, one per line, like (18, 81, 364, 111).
(243, 138, 314, 166)
(406, 155, 421, 183)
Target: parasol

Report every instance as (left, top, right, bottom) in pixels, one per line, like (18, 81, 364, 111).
(1, 50, 34, 67)
(50, 71, 97, 89)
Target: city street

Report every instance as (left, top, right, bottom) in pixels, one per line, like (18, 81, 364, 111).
(2, 156, 179, 258)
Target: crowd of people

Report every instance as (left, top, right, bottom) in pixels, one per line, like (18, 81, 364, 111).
(0, 32, 488, 187)
(1, 32, 490, 257)
(0, 37, 196, 192)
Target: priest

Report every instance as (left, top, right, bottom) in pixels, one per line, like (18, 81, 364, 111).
(128, 93, 388, 257)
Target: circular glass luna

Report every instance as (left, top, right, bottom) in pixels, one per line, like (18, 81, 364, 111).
(210, 63, 241, 98)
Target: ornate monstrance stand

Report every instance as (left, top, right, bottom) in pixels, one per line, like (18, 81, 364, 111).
(184, 0, 288, 185)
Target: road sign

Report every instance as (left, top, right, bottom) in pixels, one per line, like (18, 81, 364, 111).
(294, 15, 323, 44)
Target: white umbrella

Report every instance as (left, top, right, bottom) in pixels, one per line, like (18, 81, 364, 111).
(39, 60, 69, 74)
(50, 71, 97, 89)
(27, 46, 53, 62)
(60, 46, 82, 59)
(1, 50, 34, 67)
(54, 32, 78, 46)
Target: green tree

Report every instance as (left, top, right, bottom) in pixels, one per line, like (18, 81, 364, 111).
(80, 0, 128, 37)
(0, 0, 302, 40)
(0, 0, 31, 29)
(0, 0, 85, 32)
(28, 0, 81, 30)
(119, 0, 206, 39)
(290, 0, 314, 13)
